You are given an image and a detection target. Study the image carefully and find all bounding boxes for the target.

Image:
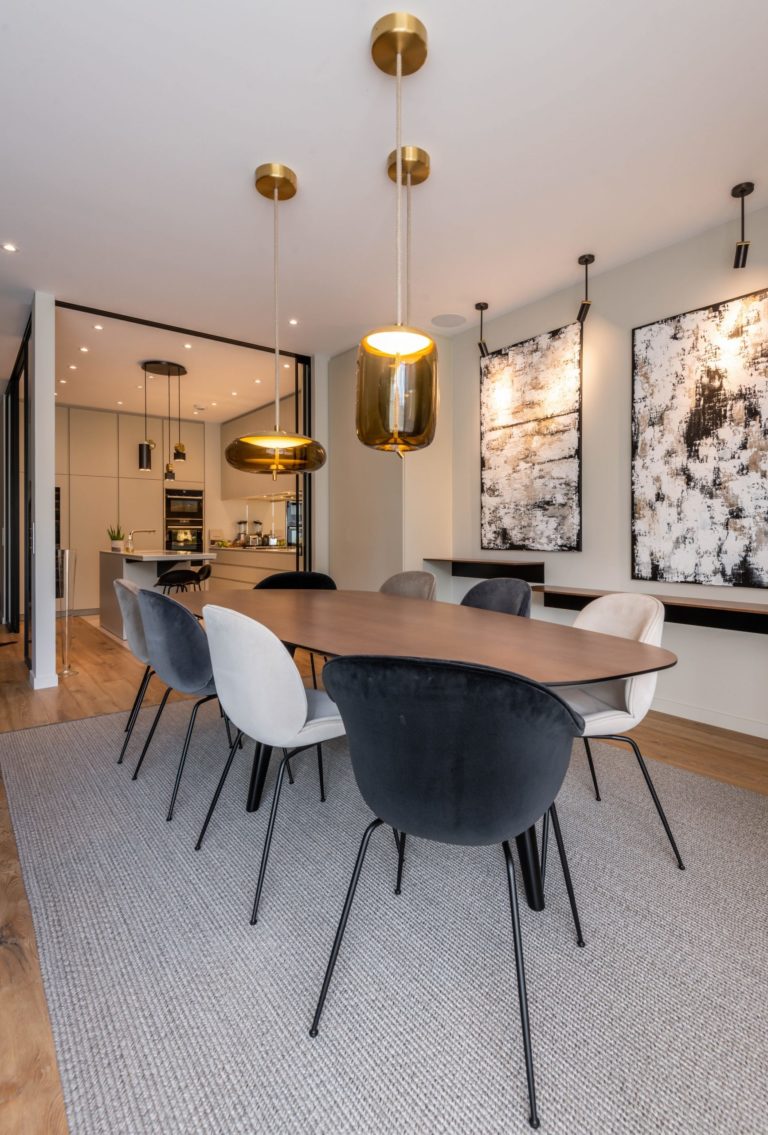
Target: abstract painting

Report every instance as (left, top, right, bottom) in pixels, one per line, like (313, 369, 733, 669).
(632, 288, 768, 587)
(480, 322, 582, 551)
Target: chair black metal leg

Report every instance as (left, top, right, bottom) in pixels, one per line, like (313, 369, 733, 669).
(502, 841, 540, 1130)
(515, 827, 545, 912)
(247, 743, 270, 812)
(118, 666, 152, 764)
(583, 737, 601, 801)
(250, 749, 301, 924)
(223, 713, 233, 747)
(194, 730, 243, 850)
(131, 687, 171, 780)
(602, 734, 685, 870)
(539, 811, 550, 887)
(548, 804, 585, 947)
(167, 694, 216, 821)
(316, 744, 326, 802)
(310, 818, 383, 1037)
(286, 757, 295, 785)
(310, 652, 318, 689)
(395, 829, 406, 895)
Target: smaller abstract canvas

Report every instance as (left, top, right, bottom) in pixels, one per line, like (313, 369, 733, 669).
(480, 322, 582, 551)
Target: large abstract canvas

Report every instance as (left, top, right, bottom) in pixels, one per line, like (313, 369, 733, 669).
(632, 288, 768, 587)
(480, 322, 582, 551)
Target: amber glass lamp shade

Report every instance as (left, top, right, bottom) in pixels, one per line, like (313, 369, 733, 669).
(356, 329, 437, 453)
(225, 432, 327, 480)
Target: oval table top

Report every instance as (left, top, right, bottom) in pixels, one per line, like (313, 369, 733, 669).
(177, 588, 677, 687)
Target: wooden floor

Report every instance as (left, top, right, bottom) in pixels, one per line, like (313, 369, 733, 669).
(0, 618, 766, 1134)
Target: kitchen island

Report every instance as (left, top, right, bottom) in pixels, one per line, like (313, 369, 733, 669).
(209, 545, 301, 590)
(99, 550, 218, 639)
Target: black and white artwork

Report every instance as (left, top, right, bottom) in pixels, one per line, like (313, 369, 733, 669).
(480, 322, 582, 551)
(632, 288, 768, 587)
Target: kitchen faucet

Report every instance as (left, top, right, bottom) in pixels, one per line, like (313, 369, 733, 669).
(125, 529, 156, 553)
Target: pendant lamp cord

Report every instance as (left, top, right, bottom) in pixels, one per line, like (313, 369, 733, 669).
(273, 185, 281, 434)
(395, 51, 403, 327)
(143, 367, 148, 439)
(584, 260, 589, 302)
(167, 375, 171, 463)
(406, 170, 412, 325)
(741, 195, 746, 243)
(177, 371, 181, 447)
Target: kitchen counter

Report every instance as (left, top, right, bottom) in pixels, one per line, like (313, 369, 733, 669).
(99, 550, 217, 638)
(209, 545, 297, 553)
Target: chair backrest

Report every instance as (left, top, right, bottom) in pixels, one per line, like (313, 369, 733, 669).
(136, 589, 214, 695)
(323, 656, 583, 846)
(202, 605, 309, 746)
(254, 571, 337, 591)
(196, 563, 212, 583)
(113, 578, 149, 664)
(379, 571, 436, 601)
(460, 577, 532, 618)
(573, 593, 665, 723)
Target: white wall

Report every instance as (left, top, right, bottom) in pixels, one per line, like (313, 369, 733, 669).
(450, 205, 768, 737)
(29, 292, 58, 688)
(312, 354, 330, 573)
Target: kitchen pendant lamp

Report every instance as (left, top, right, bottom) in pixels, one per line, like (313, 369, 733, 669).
(225, 164, 326, 480)
(174, 372, 186, 462)
(141, 361, 187, 479)
(356, 13, 437, 455)
(476, 302, 490, 357)
(732, 181, 755, 269)
(138, 364, 155, 471)
(577, 254, 595, 324)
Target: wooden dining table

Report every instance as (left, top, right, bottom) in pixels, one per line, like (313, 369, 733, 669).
(178, 588, 677, 911)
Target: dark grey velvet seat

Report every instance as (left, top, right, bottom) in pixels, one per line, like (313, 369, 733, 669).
(460, 577, 532, 618)
(253, 571, 337, 591)
(309, 656, 585, 1130)
(113, 578, 154, 766)
(133, 589, 223, 820)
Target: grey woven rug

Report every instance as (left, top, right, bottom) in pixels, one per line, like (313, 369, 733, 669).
(2, 703, 767, 1134)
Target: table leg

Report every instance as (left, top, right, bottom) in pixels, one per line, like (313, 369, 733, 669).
(515, 826, 545, 911)
(246, 744, 272, 813)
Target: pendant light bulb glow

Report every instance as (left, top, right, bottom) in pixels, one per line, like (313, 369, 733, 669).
(225, 164, 326, 481)
(356, 14, 437, 455)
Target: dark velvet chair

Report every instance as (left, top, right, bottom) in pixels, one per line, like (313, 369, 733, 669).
(113, 578, 153, 765)
(310, 656, 585, 1130)
(133, 589, 225, 820)
(460, 577, 532, 618)
(254, 571, 337, 591)
(156, 566, 198, 594)
(192, 563, 212, 590)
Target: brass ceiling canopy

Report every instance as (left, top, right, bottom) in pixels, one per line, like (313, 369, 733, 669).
(254, 163, 297, 201)
(371, 12, 428, 75)
(387, 145, 430, 185)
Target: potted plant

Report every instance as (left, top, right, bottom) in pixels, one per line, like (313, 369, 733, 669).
(107, 525, 125, 553)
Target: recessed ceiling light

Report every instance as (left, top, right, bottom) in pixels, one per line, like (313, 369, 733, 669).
(184, 343, 192, 349)
(137, 384, 143, 389)
(193, 411, 198, 415)
(59, 379, 66, 385)
(231, 391, 237, 396)
(54, 391, 58, 397)
(288, 318, 298, 325)
(93, 324, 103, 331)
(80, 346, 89, 353)
(211, 401, 217, 406)
(283, 363, 290, 369)
(69, 364, 77, 370)
(3, 243, 18, 253)
(117, 401, 123, 406)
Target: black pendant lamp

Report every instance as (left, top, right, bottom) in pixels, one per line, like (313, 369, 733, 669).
(225, 164, 326, 480)
(141, 361, 187, 479)
(174, 371, 186, 462)
(577, 254, 595, 324)
(732, 182, 755, 269)
(476, 302, 489, 357)
(138, 364, 154, 471)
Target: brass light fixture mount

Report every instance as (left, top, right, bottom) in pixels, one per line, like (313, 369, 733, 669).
(731, 181, 755, 269)
(357, 13, 438, 455)
(225, 164, 326, 480)
(577, 253, 595, 324)
(475, 302, 489, 357)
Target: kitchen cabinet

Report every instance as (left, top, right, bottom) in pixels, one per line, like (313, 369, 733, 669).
(118, 478, 163, 548)
(55, 406, 69, 476)
(118, 413, 163, 480)
(69, 409, 118, 477)
(69, 475, 119, 610)
(210, 547, 297, 590)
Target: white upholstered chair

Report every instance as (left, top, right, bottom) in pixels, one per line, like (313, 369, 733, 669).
(556, 593, 684, 870)
(194, 604, 346, 922)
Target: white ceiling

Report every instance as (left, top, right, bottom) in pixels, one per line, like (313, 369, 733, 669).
(54, 306, 298, 422)
(1, 0, 767, 379)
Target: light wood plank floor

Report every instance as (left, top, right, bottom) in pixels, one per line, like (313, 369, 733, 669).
(0, 618, 766, 1134)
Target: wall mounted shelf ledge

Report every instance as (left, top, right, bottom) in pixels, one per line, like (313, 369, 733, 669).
(543, 586, 768, 635)
(424, 558, 545, 583)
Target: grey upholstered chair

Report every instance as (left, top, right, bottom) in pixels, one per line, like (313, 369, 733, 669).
(133, 589, 223, 821)
(309, 656, 585, 1130)
(554, 593, 684, 870)
(379, 570, 436, 601)
(113, 578, 154, 765)
(460, 577, 532, 617)
(194, 604, 346, 927)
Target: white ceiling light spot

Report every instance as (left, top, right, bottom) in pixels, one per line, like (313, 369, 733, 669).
(2, 242, 18, 253)
(255, 379, 261, 384)
(117, 400, 123, 405)
(288, 318, 298, 325)
(231, 391, 237, 396)
(69, 364, 77, 370)
(93, 324, 103, 331)
(184, 343, 192, 349)
(283, 363, 290, 368)
(431, 313, 466, 328)
(80, 346, 89, 353)
(59, 379, 66, 385)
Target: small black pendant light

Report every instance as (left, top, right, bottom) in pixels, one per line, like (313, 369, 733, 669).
(577, 254, 595, 324)
(732, 182, 755, 269)
(476, 302, 490, 357)
(173, 371, 186, 462)
(138, 364, 153, 471)
(165, 373, 175, 481)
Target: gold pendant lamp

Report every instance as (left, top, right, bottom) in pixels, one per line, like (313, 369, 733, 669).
(225, 163, 327, 481)
(356, 13, 437, 455)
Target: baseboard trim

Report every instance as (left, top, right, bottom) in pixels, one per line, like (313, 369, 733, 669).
(29, 670, 59, 690)
(652, 696, 768, 741)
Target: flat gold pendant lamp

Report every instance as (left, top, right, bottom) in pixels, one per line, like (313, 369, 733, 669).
(225, 164, 326, 480)
(357, 13, 437, 455)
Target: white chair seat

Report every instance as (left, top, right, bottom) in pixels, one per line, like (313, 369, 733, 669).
(293, 689, 344, 747)
(557, 684, 634, 737)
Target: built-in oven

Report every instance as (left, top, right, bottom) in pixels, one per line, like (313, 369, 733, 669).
(165, 488, 204, 522)
(166, 524, 204, 554)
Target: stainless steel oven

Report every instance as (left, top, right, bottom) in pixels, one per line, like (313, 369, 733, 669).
(165, 488, 204, 522)
(165, 525, 204, 553)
